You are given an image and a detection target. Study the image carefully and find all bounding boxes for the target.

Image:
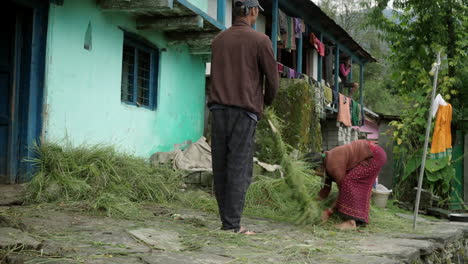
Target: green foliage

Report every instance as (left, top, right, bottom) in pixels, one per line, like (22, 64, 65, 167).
(26, 142, 183, 218)
(369, 0, 468, 202)
(272, 79, 319, 152)
(256, 79, 322, 164)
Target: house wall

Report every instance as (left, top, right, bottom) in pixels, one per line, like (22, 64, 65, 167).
(208, 0, 233, 27)
(43, 0, 207, 157)
(188, 0, 208, 12)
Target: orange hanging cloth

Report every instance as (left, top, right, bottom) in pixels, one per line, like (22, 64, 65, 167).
(429, 104, 452, 159)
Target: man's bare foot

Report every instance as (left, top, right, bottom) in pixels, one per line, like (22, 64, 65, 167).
(235, 227, 256, 235)
(335, 220, 357, 230)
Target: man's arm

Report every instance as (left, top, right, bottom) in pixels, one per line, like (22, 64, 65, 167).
(258, 37, 279, 106)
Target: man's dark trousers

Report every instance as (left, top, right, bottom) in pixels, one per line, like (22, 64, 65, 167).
(211, 107, 256, 231)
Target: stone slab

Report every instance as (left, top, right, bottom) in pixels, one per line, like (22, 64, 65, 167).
(0, 184, 25, 206)
(0, 227, 41, 250)
(336, 254, 400, 264)
(356, 237, 436, 262)
(140, 252, 233, 264)
(128, 228, 183, 251)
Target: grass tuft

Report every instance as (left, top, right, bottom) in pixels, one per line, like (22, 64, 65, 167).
(26, 142, 183, 218)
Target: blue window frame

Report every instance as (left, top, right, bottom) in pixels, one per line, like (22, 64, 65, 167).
(121, 36, 159, 109)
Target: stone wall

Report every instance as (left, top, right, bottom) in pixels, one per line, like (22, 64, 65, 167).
(321, 119, 359, 150)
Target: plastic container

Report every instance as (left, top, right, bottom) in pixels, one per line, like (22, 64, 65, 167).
(372, 184, 392, 208)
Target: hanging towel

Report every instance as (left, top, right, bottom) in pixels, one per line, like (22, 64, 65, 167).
(351, 100, 361, 126)
(282, 66, 289, 78)
(288, 68, 295, 79)
(310, 33, 325, 57)
(277, 63, 284, 74)
(337, 94, 352, 127)
(293, 18, 302, 38)
(278, 10, 288, 48)
(323, 85, 333, 105)
(429, 104, 452, 159)
(431, 94, 448, 118)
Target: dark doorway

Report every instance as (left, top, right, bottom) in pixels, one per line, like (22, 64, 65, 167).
(0, 0, 47, 184)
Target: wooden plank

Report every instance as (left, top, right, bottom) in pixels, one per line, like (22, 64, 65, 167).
(175, 0, 225, 31)
(167, 31, 217, 46)
(137, 15, 203, 31)
(98, 0, 173, 12)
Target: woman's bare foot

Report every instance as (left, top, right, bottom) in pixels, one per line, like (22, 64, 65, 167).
(235, 227, 256, 235)
(335, 220, 357, 230)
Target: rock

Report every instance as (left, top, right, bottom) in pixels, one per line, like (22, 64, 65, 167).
(139, 252, 233, 264)
(336, 254, 400, 264)
(127, 228, 183, 251)
(395, 213, 432, 223)
(0, 184, 26, 206)
(356, 237, 437, 262)
(0, 227, 41, 250)
(85, 257, 143, 264)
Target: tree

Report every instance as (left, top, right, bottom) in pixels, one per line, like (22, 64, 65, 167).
(369, 0, 468, 201)
(316, 0, 404, 115)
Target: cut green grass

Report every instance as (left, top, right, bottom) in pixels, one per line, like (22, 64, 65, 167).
(26, 142, 184, 218)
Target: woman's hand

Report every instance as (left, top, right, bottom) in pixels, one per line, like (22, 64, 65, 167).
(321, 208, 333, 222)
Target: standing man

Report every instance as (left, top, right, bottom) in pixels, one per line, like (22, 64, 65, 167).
(209, 0, 279, 235)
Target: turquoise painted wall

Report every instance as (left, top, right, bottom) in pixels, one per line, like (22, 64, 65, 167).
(44, 0, 207, 157)
(188, 0, 208, 12)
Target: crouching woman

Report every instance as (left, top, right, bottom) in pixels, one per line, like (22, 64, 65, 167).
(309, 140, 387, 230)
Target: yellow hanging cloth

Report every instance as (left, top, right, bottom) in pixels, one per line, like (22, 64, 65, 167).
(429, 103, 452, 159)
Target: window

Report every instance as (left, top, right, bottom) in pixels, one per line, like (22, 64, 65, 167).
(121, 36, 159, 109)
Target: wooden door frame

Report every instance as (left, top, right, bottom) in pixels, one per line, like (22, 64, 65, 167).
(5, 0, 48, 183)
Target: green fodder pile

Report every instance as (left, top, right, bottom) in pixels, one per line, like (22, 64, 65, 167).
(26, 143, 183, 218)
(257, 108, 322, 224)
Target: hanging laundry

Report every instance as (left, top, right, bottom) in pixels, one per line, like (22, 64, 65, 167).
(278, 10, 288, 48)
(431, 94, 448, 118)
(288, 68, 295, 79)
(277, 63, 284, 74)
(286, 16, 296, 50)
(351, 100, 361, 126)
(293, 18, 303, 38)
(337, 94, 352, 127)
(429, 103, 452, 159)
(279, 10, 288, 35)
(282, 65, 289, 78)
(310, 33, 325, 57)
(323, 85, 333, 106)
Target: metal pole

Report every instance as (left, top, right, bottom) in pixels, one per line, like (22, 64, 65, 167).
(271, 0, 279, 59)
(413, 52, 442, 230)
